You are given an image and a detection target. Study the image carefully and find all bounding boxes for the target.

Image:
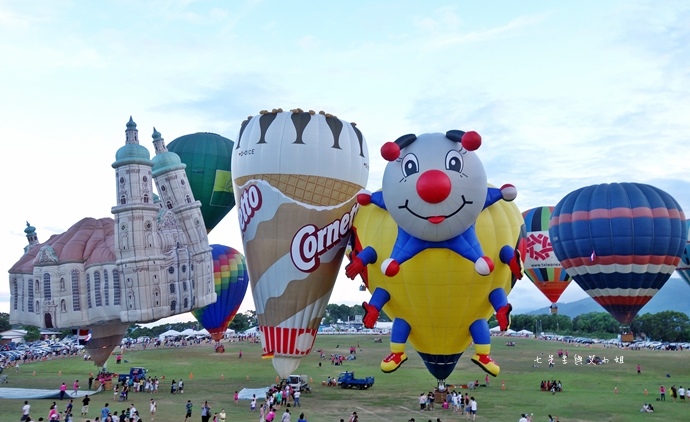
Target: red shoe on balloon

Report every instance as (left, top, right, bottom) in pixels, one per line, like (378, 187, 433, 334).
(471, 353, 500, 377)
(380, 352, 408, 373)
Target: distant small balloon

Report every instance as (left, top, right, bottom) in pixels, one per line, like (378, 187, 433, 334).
(522, 206, 571, 305)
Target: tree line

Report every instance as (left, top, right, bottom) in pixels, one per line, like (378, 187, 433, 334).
(3, 308, 688, 342)
(494, 310, 690, 342)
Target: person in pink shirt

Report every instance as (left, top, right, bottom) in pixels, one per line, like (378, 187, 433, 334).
(660, 385, 666, 401)
(59, 383, 67, 400)
(73, 380, 80, 396)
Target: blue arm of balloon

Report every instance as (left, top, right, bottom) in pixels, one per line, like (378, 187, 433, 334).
(369, 287, 391, 310)
(357, 246, 378, 266)
(483, 187, 503, 209)
(370, 191, 387, 210)
(488, 287, 508, 311)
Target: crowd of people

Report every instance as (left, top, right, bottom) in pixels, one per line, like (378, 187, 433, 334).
(540, 380, 563, 394)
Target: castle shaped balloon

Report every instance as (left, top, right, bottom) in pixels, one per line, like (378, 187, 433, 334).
(8, 118, 216, 362)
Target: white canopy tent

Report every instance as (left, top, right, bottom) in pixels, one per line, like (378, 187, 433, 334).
(489, 326, 516, 335)
(517, 329, 534, 336)
(158, 329, 181, 341)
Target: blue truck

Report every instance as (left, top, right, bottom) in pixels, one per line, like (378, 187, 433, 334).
(118, 367, 147, 384)
(337, 371, 375, 389)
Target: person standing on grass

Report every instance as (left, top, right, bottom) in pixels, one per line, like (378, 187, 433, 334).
(149, 399, 156, 421)
(265, 407, 276, 422)
(59, 382, 68, 400)
(184, 400, 193, 422)
(100, 403, 111, 421)
(21, 400, 30, 421)
(660, 385, 666, 401)
(679, 385, 686, 402)
(293, 390, 301, 408)
(81, 395, 91, 416)
(218, 408, 226, 422)
(128, 403, 137, 422)
(73, 380, 80, 396)
(281, 408, 291, 422)
(671, 385, 678, 402)
(469, 397, 477, 421)
(201, 401, 211, 422)
(259, 403, 266, 422)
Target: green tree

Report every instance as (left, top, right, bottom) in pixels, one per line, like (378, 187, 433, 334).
(633, 311, 690, 342)
(229, 312, 251, 332)
(22, 325, 41, 342)
(572, 312, 618, 334)
(0, 312, 10, 332)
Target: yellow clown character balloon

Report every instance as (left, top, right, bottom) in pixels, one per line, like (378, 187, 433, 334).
(232, 108, 368, 379)
(346, 130, 524, 384)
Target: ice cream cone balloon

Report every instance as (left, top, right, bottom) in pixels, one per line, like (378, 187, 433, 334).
(232, 108, 369, 378)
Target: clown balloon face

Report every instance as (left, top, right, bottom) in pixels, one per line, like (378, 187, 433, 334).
(381, 132, 487, 242)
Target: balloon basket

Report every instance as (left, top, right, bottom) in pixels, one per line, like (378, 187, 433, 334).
(621, 333, 634, 342)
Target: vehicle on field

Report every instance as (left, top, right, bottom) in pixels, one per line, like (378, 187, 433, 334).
(118, 367, 148, 384)
(337, 371, 374, 389)
(287, 374, 311, 392)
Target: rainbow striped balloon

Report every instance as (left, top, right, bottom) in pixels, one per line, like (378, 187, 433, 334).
(549, 183, 685, 326)
(192, 244, 248, 341)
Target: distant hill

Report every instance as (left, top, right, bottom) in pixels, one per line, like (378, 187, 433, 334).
(526, 278, 690, 318)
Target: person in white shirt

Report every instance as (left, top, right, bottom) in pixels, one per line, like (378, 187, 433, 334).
(281, 408, 291, 422)
(150, 399, 157, 420)
(469, 397, 477, 421)
(679, 386, 686, 401)
(21, 400, 30, 421)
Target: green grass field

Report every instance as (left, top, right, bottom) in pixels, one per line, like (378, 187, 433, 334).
(2, 335, 689, 422)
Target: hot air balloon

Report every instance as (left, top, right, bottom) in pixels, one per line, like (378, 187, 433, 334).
(675, 220, 690, 287)
(83, 322, 130, 367)
(522, 206, 571, 313)
(192, 244, 249, 342)
(232, 108, 369, 379)
(549, 183, 685, 337)
(345, 129, 524, 387)
(167, 132, 235, 233)
(349, 193, 524, 386)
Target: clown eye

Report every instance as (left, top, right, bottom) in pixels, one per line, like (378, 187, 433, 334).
(401, 153, 419, 177)
(445, 150, 463, 173)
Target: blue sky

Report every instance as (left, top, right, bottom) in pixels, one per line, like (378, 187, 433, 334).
(2, 0, 689, 325)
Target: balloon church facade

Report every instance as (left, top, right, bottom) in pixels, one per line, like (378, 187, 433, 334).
(8, 118, 216, 330)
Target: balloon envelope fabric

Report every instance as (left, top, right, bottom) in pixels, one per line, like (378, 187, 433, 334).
(674, 219, 690, 287)
(192, 244, 248, 341)
(549, 183, 685, 325)
(167, 132, 235, 233)
(352, 193, 525, 381)
(522, 206, 571, 304)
